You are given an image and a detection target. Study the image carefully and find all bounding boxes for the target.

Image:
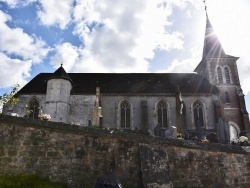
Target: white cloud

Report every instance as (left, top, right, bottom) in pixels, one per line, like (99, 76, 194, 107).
(37, 0, 74, 29)
(0, 10, 50, 89)
(206, 0, 250, 97)
(70, 0, 188, 73)
(0, 10, 50, 63)
(50, 42, 79, 72)
(157, 58, 199, 73)
(0, 52, 31, 87)
(0, 0, 37, 8)
(238, 57, 250, 95)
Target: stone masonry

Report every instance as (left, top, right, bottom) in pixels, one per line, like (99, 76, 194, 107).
(0, 115, 250, 187)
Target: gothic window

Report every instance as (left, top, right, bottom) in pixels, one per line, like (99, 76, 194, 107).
(193, 100, 205, 128)
(217, 67, 223, 83)
(28, 98, 39, 119)
(157, 100, 168, 128)
(224, 67, 231, 83)
(225, 91, 230, 103)
(120, 100, 131, 128)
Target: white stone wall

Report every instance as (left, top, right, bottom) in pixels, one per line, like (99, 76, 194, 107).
(69, 95, 95, 126)
(45, 79, 72, 123)
(101, 95, 176, 131)
(101, 94, 217, 132)
(3, 90, 217, 132)
(2, 94, 46, 117)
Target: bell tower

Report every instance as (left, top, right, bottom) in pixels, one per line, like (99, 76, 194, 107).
(194, 10, 249, 131)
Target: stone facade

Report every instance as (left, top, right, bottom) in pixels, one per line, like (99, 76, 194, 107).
(2, 15, 249, 143)
(0, 115, 250, 188)
(4, 91, 220, 137)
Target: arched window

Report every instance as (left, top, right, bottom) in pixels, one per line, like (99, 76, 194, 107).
(120, 100, 131, 128)
(193, 100, 205, 128)
(28, 98, 39, 119)
(224, 67, 231, 84)
(225, 91, 230, 103)
(217, 67, 223, 83)
(157, 100, 168, 128)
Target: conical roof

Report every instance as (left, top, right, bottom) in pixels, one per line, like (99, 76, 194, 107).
(202, 15, 227, 58)
(47, 65, 73, 84)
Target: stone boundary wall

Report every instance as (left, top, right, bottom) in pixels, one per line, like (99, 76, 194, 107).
(0, 115, 250, 187)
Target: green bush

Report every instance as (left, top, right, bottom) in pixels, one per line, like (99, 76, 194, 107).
(0, 174, 66, 188)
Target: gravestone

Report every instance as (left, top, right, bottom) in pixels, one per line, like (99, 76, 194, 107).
(217, 118, 230, 144)
(154, 124, 160, 136)
(165, 126, 177, 138)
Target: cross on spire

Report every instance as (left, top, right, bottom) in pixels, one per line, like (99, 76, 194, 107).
(203, 0, 208, 15)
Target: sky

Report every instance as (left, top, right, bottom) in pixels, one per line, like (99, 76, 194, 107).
(0, 0, 250, 113)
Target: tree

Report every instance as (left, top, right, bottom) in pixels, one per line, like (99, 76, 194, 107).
(0, 83, 20, 113)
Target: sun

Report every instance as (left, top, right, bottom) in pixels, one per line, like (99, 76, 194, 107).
(206, 0, 249, 57)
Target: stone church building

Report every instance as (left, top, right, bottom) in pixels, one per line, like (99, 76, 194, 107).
(3, 15, 249, 142)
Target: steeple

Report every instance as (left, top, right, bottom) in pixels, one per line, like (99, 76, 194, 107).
(202, 15, 226, 58)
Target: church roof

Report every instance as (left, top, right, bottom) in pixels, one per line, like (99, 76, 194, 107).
(17, 72, 219, 95)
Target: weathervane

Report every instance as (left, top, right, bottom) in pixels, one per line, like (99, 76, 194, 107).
(203, 0, 208, 15)
(61, 62, 63, 67)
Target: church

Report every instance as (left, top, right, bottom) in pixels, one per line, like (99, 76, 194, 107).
(3, 14, 249, 143)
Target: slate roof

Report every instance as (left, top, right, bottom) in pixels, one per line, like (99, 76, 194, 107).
(17, 72, 219, 95)
(202, 15, 238, 59)
(202, 15, 226, 58)
(47, 65, 73, 84)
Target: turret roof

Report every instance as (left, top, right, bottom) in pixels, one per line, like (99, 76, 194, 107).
(47, 65, 73, 84)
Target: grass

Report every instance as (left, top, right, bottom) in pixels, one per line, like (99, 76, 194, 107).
(0, 174, 66, 188)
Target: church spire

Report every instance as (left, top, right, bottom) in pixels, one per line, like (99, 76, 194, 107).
(202, 14, 226, 58)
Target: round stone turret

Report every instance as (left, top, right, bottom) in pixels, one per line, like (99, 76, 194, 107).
(45, 65, 73, 123)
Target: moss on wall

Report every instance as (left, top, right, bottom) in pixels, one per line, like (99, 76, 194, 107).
(0, 115, 250, 187)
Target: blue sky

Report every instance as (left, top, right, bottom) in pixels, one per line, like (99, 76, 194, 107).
(0, 0, 250, 113)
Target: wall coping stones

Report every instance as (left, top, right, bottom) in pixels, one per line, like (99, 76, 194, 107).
(0, 114, 248, 154)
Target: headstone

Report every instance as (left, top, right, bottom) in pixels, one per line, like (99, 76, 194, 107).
(217, 118, 230, 144)
(165, 126, 177, 138)
(183, 132, 189, 139)
(148, 129, 153, 136)
(154, 124, 160, 136)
